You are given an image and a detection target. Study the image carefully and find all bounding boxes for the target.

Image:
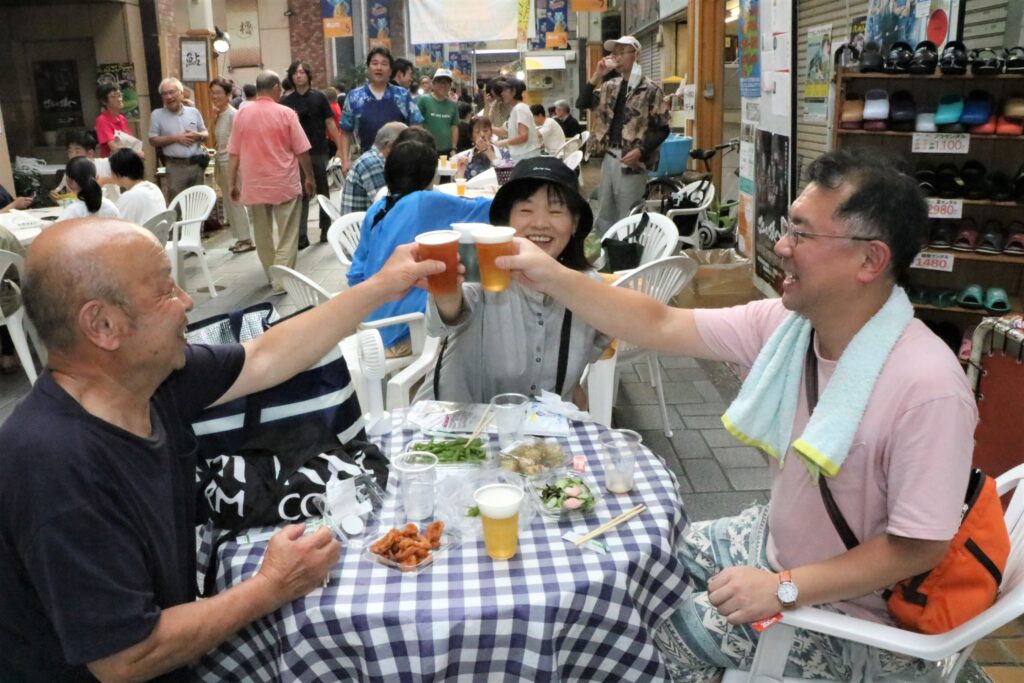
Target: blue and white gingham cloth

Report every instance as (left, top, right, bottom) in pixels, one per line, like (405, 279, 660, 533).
(195, 411, 689, 681)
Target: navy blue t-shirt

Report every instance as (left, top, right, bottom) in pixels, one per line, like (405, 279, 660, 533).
(0, 344, 245, 682)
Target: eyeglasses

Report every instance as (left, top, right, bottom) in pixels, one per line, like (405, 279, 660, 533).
(784, 228, 881, 247)
(612, 49, 636, 56)
(159, 90, 179, 97)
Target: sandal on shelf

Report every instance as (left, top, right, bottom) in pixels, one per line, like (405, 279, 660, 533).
(969, 115, 997, 135)
(929, 221, 953, 249)
(935, 163, 965, 198)
(933, 288, 960, 308)
(977, 220, 1006, 254)
(1004, 222, 1024, 255)
(956, 283, 986, 309)
(996, 115, 1024, 136)
(985, 287, 1011, 314)
(952, 222, 979, 252)
(960, 160, 989, 200)
(860, 41, 884, 72)
(1006, 47, 1024, 74)
(970, 48, 1005, 75)
(959, 325, 977, 361)
(916, 164, 936, 195)
(961, 90, 994, 126)
(989, 172, 1014, 202)
(940, 41, 969, 75)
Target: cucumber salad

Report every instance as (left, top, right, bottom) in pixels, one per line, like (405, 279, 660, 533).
(538, 476, 597, 513)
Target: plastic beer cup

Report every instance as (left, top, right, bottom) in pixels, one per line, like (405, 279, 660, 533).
(415, 230, 461, 296)
(456, 178, 467, 196)
(473, 226, 516, 293)
(392, 451, 438, 522)
(491, 392, 529, 449)
(450, 223, 484, 283)
(439, 154, 448, 167)
(474, 483, 524, 560)
(600, 429, 642, 494)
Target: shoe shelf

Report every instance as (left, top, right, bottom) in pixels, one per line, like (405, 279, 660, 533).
(837, 70, 1024, 81)
(930, 250, 1024, 265)
(837, 130, 1024, 140)
(914, 298, 1021, 316)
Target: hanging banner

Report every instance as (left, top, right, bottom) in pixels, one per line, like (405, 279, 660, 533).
(447, 47, 472, 82)
(571, 0, 607, 11)
(322, 0, 353, 39)
(738, 0, 760, 99)
(540, 0, 570, 50)
(517, 0, 531, 50)
(803, 24, 831, 121)
(226, 0, 260, 68)
(409, 0, 537, 44)
(366, 0, 392, 50)
(96, 63, 139, 121)
(414, 44, 445, 70)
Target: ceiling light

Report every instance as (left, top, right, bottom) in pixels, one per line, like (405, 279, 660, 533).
(213, 26, 231, 54)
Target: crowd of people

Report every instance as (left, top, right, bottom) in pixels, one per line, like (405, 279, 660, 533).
(0, 34, 983, 683)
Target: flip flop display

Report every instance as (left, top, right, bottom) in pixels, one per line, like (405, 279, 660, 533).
(1004, 223, 1024, 255)
(976, 221, 1006, 254)
(969, 115, 997, 135)
(939, 41, 969, 75)
(909, 41, 939, 74)
(961, 91, 994, 126)
(970, 48, 1005, 75)
(961, 160, 988, 200)
(935, 163, 965, 198)
(935, 95, 964, 125)
(1007, 47, 1024, 74)
(929, 221, 953, 249)
(860, 42, 883, 73)
(916, 112, 937, 132)
(863, 90, 890, 120)
(884, 42, 915, 73)
(952, 219, 979, 251)
(996, 115, 1024, 136)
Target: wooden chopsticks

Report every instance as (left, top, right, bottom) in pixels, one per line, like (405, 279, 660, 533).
(574, 504, 647, 545)
(467, 407, 494, 443)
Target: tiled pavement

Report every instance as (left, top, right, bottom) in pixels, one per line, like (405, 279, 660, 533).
(0, 160, 1018, 679)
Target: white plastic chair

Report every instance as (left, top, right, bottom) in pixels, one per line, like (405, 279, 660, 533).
(166, 185, 217, 296)
(0, 250, 39, 384)
(599, 212, 679, 276)
(579, 130, 591, 162)
(316, 194, 342, 226)
(466, 168, 497, 189)
(563, 150, 584, 171)
(586, 256, 698, 436)
(723, 462, 1024, 683)
(326, 212, 365, 284)
(355, 329, 391, 436)
(636, 179, 717, 250)
(142, 209, 176, 247)
(373, 186, 388, 203)
(554, 135, 582, 160)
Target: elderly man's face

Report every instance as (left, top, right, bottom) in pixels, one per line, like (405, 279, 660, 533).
(555, 106, 569, 120)
(611, 44, 638, 75)
(159, 83, 183, 111)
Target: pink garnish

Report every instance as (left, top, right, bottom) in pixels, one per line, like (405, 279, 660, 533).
(563, 497, 582, 510)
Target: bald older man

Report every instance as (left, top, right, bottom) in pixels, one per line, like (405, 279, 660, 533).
(149, 77, 208, 198)
(0, 218, 446, 682)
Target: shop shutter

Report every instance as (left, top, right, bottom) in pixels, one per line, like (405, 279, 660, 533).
(962, 0, 1008, 49)
(639, 30, 662, 85)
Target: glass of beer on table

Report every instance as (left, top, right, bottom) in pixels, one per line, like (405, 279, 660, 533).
(415, 230, 461, 296)
(472, 226, 516, 293)
(473, 483, 524, 560)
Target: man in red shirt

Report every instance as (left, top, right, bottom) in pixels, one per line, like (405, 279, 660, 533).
(227, 70, 315, 295)
(94, 84, 132, 158)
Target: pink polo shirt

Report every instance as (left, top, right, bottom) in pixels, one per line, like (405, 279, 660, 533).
(226, 97, 311, 206)
(694, 298, 977, 623)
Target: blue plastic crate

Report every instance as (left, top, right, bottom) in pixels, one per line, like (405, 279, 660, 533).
(649, 134, 693, 178)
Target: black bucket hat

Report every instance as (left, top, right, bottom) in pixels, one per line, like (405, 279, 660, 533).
(489, 156, 593, 239)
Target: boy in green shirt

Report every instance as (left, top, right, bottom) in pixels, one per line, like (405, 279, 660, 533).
(417, 68, 459, 157)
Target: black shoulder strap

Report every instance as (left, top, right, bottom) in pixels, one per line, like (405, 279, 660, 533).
(627, 212, 650, 242)
(555, 309, 573, 395)
(807, 329, 861, 551)
(432, 336, 450, 401)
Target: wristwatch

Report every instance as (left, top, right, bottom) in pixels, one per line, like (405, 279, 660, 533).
(776, 570, 799, 609)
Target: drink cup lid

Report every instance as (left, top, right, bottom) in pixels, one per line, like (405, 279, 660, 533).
(415, 230, 461, 245)
(472, 226, 516, 244)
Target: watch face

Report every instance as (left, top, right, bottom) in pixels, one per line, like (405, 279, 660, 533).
(778, 582, 799, 604)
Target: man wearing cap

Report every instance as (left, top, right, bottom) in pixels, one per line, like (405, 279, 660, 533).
(576, 36, 670, 232)
(418, 69, 460, 159)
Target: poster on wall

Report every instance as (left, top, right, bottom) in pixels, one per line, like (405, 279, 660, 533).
(226, 0, 261, 68)
(803, 24, 831, 121)
(531, 0, 570, 50)
(180, 39, 209, 83)
(754, 129, 789, 290)
(447, 47, 472, 82)
(322, 0, 353, 39)
(33, 61, 84, 130)
(366, 0, 392, 50)
(96, 63, 139, 121)
(866, 0, 961, 52)
(739, 0, 760, 98)
(414, 44, 445, 70)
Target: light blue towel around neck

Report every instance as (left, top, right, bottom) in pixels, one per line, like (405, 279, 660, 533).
(721, 287, 914, 477)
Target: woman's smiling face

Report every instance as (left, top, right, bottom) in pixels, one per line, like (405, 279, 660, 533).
(508, 185, 575, 259)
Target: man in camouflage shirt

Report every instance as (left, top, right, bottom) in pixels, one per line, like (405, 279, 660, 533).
(577, 36, 670, 232)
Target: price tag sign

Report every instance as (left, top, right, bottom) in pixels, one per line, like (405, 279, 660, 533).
(912, 133, 971, 154)
(927, 197, 963, 219)
(911, 251, 955, 272)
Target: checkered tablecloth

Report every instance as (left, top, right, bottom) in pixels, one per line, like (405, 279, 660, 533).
(195, 414, 689, 681)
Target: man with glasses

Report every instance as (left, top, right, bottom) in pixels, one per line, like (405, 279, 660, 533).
(148, 77, 208, 198)
(576, 35, 669, 232)
(499, 149, 976, 681)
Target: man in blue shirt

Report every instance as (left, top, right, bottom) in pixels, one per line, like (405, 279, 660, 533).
(339, 47, 423, 175)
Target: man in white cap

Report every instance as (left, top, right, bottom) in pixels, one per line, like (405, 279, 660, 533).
(576, 36, 669, 232)
(418, 68, 460, 158)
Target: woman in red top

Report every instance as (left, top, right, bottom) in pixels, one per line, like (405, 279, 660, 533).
(324, 86, 342, 157)
(94, 84, 132, 158)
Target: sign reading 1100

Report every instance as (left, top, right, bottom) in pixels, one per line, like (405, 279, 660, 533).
(912, 133, 971, 154)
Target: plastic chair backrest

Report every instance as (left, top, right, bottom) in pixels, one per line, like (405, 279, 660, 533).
(373, 186, 388, 203)
(563, 150, 584, 170)
(555, 136, 582, 160)
(316, 194, 342, 225)
(602, 212, 678, 268)
(168, 185, 216, 244)
(142, 209, 176, 246)
(0, 249, 23, 320)
(267, 265, 332, 309)
(327, 212, 365, 269)
(611, 256, 698, 355)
